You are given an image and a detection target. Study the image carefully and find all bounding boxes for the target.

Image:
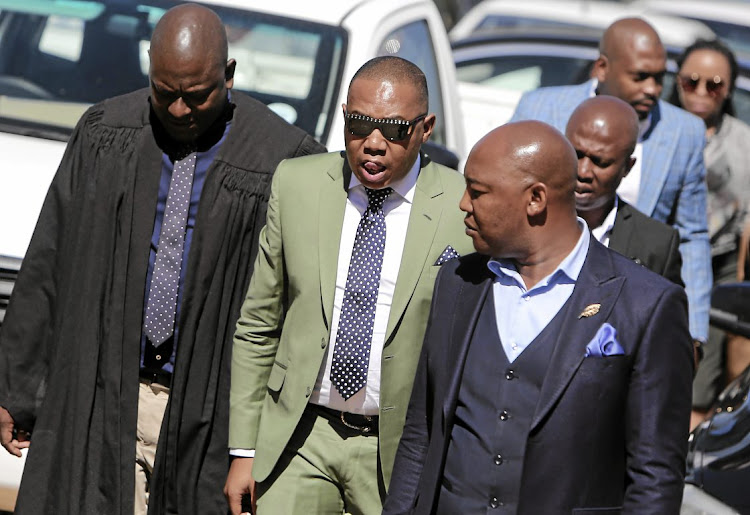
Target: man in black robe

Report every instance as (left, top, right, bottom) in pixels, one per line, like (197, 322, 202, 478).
(0, 4, 324, 514)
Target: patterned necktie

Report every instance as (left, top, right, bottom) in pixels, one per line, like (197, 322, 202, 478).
(143, 150, 197, 346)
(330, 187, 393, 400)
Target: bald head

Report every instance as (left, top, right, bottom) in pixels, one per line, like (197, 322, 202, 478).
(460, 121, 580, 264)
(148, 4, 235, 143)
(565, 96, 639, 227)
(594, 18, 667, 120)
(475, 120, 578, 201)
(600, 17, 664, 63)
(151, 3, 228, 68)
(567, 96, 639, 157)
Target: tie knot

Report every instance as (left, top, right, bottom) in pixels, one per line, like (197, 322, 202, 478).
(365, 187, 393, 211)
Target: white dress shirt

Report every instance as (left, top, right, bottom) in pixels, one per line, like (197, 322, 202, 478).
(309, 156, 421, 416)
(590, 196, 619, 248)
(229, 157, 421, 457)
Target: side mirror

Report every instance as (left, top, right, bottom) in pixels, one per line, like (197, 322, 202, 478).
(710, 282, 750, 338)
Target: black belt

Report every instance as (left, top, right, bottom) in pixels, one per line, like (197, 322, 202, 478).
(310, 404, 379, 435)
(139, 368, 172, 388)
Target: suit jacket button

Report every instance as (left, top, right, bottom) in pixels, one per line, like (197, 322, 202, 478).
(505, 369, 515, 380)
(306, 387, 312, 397)
(494, 454, 503, 465)
(499, 410, 510, 421)
(489, 497, 501, 508)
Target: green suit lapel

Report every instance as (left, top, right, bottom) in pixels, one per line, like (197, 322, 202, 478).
(385, 159, 444, 340)
(318, 156, 349, 331)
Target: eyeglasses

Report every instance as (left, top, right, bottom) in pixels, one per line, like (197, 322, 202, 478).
(344, 112, 427, 141)
(678, 73, 727, 97)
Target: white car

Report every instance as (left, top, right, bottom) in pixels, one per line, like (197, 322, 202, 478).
(449, 0, 716, 48)
(632, 0, 750, 56)
(0, 0, 464, 510)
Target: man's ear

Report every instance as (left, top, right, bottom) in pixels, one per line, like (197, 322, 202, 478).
(527, 182, 547, 217)
(225, 59, 237, 89)
(421, 113, 436, 143)
(592, 55, 608, 83)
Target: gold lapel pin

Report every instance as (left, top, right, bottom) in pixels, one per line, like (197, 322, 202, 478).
(578, 303, 601, 319)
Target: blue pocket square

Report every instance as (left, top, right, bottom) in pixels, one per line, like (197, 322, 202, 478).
(434, 245, 460, 266)
(584, 323, 624, 357)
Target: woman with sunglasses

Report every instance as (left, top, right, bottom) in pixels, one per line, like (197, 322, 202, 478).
(670, 38, 750, 428)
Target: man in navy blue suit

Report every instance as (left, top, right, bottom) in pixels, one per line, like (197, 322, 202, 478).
(384, 121, 694, 514)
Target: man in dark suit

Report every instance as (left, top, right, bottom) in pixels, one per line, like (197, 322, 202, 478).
(567, 95, 683, 286)
(384, 121, 694, 514)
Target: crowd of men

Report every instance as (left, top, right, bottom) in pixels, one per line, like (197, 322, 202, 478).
(0, 3, 716, 515)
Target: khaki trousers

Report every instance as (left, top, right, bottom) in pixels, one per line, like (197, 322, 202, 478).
(256, 408, 383, 515)
(134, 380, 169, 515)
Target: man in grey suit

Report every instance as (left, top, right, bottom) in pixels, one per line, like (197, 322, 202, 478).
(511, 17, 710, 360)
(567, 95, 683, 286)
(224, 57, 472, 515)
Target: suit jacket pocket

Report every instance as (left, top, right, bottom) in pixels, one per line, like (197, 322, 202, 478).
(572, 507, 621, 514)
(267, 360, 288, 393)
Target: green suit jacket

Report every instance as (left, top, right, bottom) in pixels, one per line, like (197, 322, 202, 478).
(229, 151, 473, 488)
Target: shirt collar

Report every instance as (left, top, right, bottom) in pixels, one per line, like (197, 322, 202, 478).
(487, 218, 590, 291)
(590, 79, 652, 142)
(589, 196, 619, 243)
(347, 153, 420, 203)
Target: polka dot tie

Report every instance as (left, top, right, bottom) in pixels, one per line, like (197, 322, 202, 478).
(330, 187, 393, 400)
(143, 150, 197, 346)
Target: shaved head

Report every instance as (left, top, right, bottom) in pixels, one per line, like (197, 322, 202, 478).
(148, 3, 235, 143)
(594, 17, 667, 120)
(473, 121, 578, 203)
(565, 96, 639, 228)
(600, 17, 664, 63)
(151, 3, 228, 69)
(567, 96, 639, 156)
(460, 121, 581, 281)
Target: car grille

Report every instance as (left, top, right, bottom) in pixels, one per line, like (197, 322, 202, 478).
(0, 255, 22, 327)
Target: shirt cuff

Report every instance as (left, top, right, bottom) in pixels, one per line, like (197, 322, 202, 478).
(229, 448, 255, 458)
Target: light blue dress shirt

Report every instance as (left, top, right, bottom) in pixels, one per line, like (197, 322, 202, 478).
(487, 219, 590, 362)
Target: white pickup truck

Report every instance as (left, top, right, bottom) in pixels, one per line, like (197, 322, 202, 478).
(0, 0, 465, 510)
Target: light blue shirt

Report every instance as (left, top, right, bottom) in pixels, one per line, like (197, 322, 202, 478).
(488, 219, 590, 362)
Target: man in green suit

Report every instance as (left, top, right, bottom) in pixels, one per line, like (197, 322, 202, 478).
(224, 57, 472, 515)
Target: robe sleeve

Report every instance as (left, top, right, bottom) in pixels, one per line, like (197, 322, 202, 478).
(0, 106, 98, 432)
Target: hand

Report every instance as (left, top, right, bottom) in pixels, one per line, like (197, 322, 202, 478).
(0, 405, 30, 457)
(225, 456, 256, 515)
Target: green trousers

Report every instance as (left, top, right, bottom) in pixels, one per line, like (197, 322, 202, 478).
(256, 407, 384, 515)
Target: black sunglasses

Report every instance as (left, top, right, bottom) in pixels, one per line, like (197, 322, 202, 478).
(345, 112, 427, 141)
(678, 73, 726, 97)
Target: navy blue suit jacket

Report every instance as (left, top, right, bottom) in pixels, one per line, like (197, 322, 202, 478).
(384, 239, 693, 515)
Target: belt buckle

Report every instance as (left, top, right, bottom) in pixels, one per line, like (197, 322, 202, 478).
(339, 411, 373, 434)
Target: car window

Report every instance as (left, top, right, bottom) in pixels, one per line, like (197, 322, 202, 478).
(377, 20, 446, 145)
(683, 18, 750, 56)
(456, 55, 593, 92)
(0, 0, 346, 144)
(475, 15, 592, 33)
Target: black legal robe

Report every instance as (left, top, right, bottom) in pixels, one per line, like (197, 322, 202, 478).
(0, 88, 324, 514)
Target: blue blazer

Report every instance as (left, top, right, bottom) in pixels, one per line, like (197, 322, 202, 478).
(384, 240, 694, 514)
(511, 80, 711, 340)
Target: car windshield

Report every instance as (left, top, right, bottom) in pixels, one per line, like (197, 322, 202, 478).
(0, 0, 346, 142)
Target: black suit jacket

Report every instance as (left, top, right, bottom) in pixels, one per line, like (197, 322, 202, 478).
(608, 200, 683, 287)
(383, 238, 693, 515)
